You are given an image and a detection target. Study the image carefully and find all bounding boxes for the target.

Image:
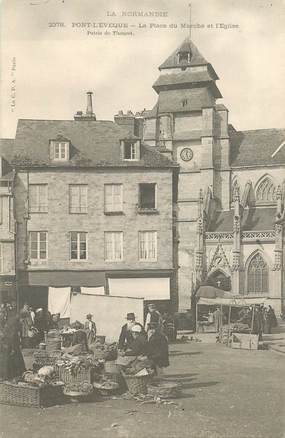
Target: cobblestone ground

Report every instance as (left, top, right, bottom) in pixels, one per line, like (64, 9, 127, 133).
(0, 342, 284, 438)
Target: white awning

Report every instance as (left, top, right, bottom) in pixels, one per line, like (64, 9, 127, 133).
(81, 286, 105, 295)
(108, 277, 170, 300)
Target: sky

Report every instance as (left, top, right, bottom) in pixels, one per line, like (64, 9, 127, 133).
(1, 0, 285, 138)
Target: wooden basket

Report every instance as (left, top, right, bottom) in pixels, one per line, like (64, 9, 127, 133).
(57, 366, 92, 384)
(0, 382, 63, 408)
(122, 373, 150, 395)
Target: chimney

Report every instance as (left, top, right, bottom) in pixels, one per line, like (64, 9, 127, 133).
(74, 91, 96, 121)
(86, 91, 94, 116)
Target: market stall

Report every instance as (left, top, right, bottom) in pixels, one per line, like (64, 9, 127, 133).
(195, 286, 268, 349)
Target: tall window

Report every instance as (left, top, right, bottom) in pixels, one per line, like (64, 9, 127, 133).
(247, 253, 268, 294)
(29, 184, 48, 213)
(29, 231, 48, 260)
(69, 185, 88, 213)
(104, 232, 123, 261)
(104, 184, 123, 213)
(139, 231, 157, 261)
(70, 232, 87, 260)
(138, 183, 157, 210)
(256, 177, 276, 203)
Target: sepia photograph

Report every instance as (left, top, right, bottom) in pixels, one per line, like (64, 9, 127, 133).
(0, 0, 284, 437)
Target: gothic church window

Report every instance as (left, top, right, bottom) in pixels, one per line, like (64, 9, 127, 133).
(256, 177, 276, 203)
(247, 253, 268, 295)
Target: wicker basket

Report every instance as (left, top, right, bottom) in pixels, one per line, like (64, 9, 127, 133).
(122, 373, 150, 395)
(57, 366, 92, 384)
(33, 350, 62, 370)
(0, 382, 63, 408)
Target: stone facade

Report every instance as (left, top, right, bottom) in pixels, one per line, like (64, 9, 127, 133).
(0, 151, 16, 304)
(137, 37, 285, 313)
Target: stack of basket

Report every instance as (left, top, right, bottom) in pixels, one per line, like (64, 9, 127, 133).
(46, 329, 61, 351)
(33, 350, 62, 371)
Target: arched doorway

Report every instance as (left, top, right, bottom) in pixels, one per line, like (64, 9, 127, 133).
(206, 269, 231, 291)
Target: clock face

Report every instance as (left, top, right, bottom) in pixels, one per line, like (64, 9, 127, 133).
(180, 147, 193, 162)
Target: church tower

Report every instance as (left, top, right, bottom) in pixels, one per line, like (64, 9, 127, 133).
(143, 37, 231, 309)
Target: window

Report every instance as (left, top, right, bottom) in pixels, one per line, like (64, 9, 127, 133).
(70, 232, 87, 260)
(29, 231, 48, 260)
(29, 184, 48, 213)
(178, 51, 191, 63)
(139, 183, 156, 210)
(139, 231, 157, 261)
(247, 253, 268, 294)
(104, 232, 123, 261)
(104, 184, 123, 213)
(256, 177, 276, 203)
(52, 141, 69, 161)
(122, 140, 140, 160)
(69, 185, 88, 214)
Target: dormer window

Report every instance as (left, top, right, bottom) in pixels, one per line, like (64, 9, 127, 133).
(178, 51, 191, 64)
(53, 141, 69, 161)
(50, 137, 70, 161)
(122, 139, 140, 161)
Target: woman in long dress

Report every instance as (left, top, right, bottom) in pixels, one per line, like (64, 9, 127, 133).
(147, 322, 169, 376)
(0, 311, 26, 380)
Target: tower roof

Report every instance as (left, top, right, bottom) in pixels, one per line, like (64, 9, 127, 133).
(159, 37, 209, 70)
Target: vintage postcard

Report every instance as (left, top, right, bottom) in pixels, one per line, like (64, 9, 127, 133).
(0, 1, 284, 437)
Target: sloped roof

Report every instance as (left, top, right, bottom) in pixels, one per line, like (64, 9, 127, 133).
(159, 38, 209, 70)
(0, 139, 14, 160)
(157, 87, 215, 113)
(153, 70, 214, 91)
(209, 207, 276, 232)
(11, 119, 177, 169)
(230, 128, 285, 167)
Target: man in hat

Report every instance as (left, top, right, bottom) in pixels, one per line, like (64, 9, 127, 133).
(84, 313, 97, 346)
(144, 304, 163, 332)
(124, 324, 148, 357)
(118, 312, 144, 351)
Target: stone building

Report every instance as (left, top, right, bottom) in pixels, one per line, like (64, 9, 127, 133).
(138, 37, 285, 313)
(0, 140, 16, 304)
(2, 94, 178, 310)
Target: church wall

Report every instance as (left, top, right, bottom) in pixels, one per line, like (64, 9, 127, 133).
(231, 167, 285, 194)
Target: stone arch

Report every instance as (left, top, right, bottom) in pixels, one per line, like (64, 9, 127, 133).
(254, 174, 277, 204)
(206, 268, 231, 291)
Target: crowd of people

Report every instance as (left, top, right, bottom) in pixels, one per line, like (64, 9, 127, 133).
(205, 304, 278, 338)
(118, 305, 169, 376)
(0, 298, 280, 383)
(237, 304, 278, 339)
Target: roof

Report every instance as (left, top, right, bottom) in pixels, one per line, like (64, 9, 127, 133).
(0, 139, 14, 161)
(11, 119, 177, 169)
(153, 70, 215, 91)
(159, 38, 209, 70)
(143, 104, 159, 119)
(230, 128, 285, 167)
(209, 207, 276, 232)
(157, 87, 215, 113)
